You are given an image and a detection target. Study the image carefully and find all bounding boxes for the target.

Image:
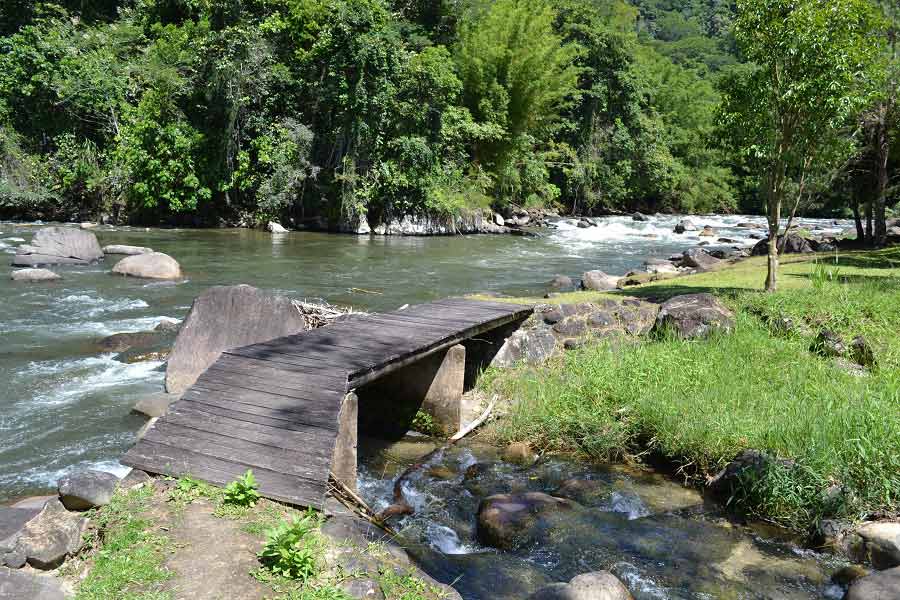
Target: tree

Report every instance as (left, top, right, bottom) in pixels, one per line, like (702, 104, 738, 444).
(719, 0, 882, 291)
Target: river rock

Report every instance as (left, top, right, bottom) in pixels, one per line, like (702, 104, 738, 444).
(477, 492, 574, 550)
(631, 212, 648, 222)
(13, 499, 88, 569)
(528, 571, 633, 600)
(845, 566, 900, 600)
(502, 442, 536, 465)
(112, 252, 182, 279)
(491, 328, 558, 367)
(811, 329, 846, 358)
(165, 284, 308, 393)
(553, 317, 587, 337)
(854, 522, 900, 570)
(339, 578, 385, 599)
(673, 219, 696, 234)
(643, 260, 678, 275)
(548, 275, 575, 291)
(751, 233, 814, 256)
(103, 244, 153, 255)
(12, 226, 103, 266)
(10, 268, 61, 282)
(58, 470, 119, 510)
(653, 293, 734, 339)
(680, 248, 723, 272)
(494, 213, 505, 227)
(268, 221, 289, 233)
(707, 450, 793, 500)
(698, 226, 716, 237)
(0, 568, 67, 600)
(581, 270, 619, 291)
(0, 507, 41, 554)
(132, 393, 178, 418)
(97, 331, 162, 353)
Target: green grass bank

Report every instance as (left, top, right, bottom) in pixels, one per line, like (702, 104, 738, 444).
(480, 249, 900, 531)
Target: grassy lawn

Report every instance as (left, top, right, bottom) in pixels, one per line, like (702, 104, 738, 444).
(480, 248, 900, 530)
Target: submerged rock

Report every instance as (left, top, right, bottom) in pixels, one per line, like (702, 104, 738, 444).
(112, 252, 182, 279)
(10, 268, 61, 282)
(165, 284, 308, 393)
(845, 566, 900, 600)
(477, 492, 574, 550)
(103, 244, 153, 255)
(12, 226, 103, 266)
(13, 499, 88, 569)
(653, 293, 734, 339)
(528, 571, 633, 600)
(58, 470, 119, 510)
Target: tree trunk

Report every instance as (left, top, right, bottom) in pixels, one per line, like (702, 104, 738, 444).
(853, 199, 864, 241)
(865, 200, 874, 246)
(874, 112, 890, 247)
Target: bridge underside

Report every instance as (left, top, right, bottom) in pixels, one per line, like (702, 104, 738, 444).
(122, 298, 532, 509)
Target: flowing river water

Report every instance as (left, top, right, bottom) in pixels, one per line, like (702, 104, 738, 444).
(0, 214, 854, 598)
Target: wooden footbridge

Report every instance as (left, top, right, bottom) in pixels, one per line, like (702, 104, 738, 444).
(122, 298, 532, 509)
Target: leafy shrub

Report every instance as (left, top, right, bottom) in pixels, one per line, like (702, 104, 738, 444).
(411, 410, 439, 436)
(224, 470, 261, 508)
(258, 511, 321, 581)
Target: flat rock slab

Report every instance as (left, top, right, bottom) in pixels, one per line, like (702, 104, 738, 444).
(10, 268, 61, 282)
(0, 568, 67, 600)
(12, 226, 103, 266)
(0, 508, 41, 553)
(14, 499, 88, 570)
(103, 244, 153, 255)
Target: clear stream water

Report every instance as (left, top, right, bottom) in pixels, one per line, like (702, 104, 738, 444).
(0, 215, 852, 598)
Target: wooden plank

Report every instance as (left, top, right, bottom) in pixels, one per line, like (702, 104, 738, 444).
(209, 355, 348, 388)
(141, 422, 329, 481)
(122, 441, 326, 508)
(430, 297, 533, 312)
(164, 403, 337, 450)
(184, 385, 342, 429)
(237, 341, 380, 369)
(179, 392, 342, 433)
(194, 370, 345, 401)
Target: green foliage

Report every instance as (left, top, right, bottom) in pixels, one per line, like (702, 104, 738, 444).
(167, 475, 219, 507)
(224, 470, 262, 508)
(258, 511, 322, 581)
(411, 410, 438, 436)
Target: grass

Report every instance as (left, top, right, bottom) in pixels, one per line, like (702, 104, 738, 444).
(480, 247, 900, 530)
(73, 485, 173, 600)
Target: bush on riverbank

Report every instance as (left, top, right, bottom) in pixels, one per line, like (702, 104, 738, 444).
(483, 250, 900, 530)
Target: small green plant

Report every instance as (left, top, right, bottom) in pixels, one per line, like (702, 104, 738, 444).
(411, 410, 439, 436)
(224, 470, 261, 507)
(167, 476, 217, 507)
(258, 511, 322, 581)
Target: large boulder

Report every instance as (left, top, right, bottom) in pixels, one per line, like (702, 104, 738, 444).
(477, 492, 574, 550)
(0, 568, 67, 600)
(165, 285, 308, 393)
(751, 234, 814, 256)
(491, 328, 558, 367)
(12, 226, 103, 266)
(548, 275, 575, 292)
(268, 221, 289, 234)
(58, 470, 119, 510)
(96, 331, 164, 353)
(680, 248, 723, 272)
(854, 522, 900, 570)
(132, 393, 179, 418)
(103, 244, 153, 256)
(653, 293, 735, 339)
(112, 252, 182, 279)
(846, 566, 900, 600)
(581, 270, 620, 292)
(10, 268, 61, 282)
(13, 499, 88, 569)
(528, 572, 633, 600)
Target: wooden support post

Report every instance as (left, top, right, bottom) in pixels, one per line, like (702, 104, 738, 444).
(331, 392, 358, 493)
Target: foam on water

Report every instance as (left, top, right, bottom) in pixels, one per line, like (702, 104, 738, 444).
(4, 237, 25, 242)
(59, 294, 150, 317)
(426, 524, 479, 555)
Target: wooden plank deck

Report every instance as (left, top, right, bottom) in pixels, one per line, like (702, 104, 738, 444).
(121, 298, 532, 509)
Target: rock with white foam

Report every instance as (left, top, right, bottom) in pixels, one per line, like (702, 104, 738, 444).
(10, 268, 61, 282)
(112, 252, 182, 279)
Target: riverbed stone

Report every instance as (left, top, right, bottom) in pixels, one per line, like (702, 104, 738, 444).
(854, 522, 900, 570)
(0, 508, 41, 553)
(12, 226, 103, 266)
(491, 327, 558, 367)
(58, 469, 119, 510)
(699, 226, 716, 237)
(502, 442, 536, 465)
(528, 571, 633, 600)
(477, 492, 574, 550)
(132, 393, 178, 418)
(103, 244, 153, 255)
(707, 450, 793, 500)
(268, 221, 289, 233)
(0, 568, 67, 600)
(14, 499, 88, 569)
(97, 331, 163, 353)
(681, 248, 723, 271)
(165, 284, 308, 393)
(751, 233, 814, 256)
(548, 275, 575, 291)
(673, 219, 697, 234)
(10, 268, 61, 282)
(112, 252, 182, 279)
(581, 270, 619, 291)
(845, 566, 900, 600)
(631, 212, 648, 222)
(654, 293, 734, 339)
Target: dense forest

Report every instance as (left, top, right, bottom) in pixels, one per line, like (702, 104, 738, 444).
(0, 0, 896, 230)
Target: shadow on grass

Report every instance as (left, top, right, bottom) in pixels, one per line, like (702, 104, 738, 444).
(825, 246, 900, 270)
(614, 284, 753, 303)
(786, 272, 900, 287)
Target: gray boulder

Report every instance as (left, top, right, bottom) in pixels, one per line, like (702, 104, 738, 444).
(165, 284, 308, 394)
(10, 268, 61, 282)
(0, 568, 67, 600)
(112, 252, 182, 279)
(653, 293, 735, 339)
(854, 522, 900, 570)
(846, 566, 900, 600)
(681, 248, 723, 272)
(528, 572, 633, 600)
(811, 330, 846, 358)
(339, 578, 385, 599)
(103, 244, 153, 255)
(12, 226, 103, 266)
(132, 393, 178, 418)
(0, 507, 42, 554)
(581, 270, 619, 292)
(491, 328, 558, 367)
(96, 331, 163, 353)
(548, 275, 575, 291)
(477, 492, 575, 550)
(14, 499, 88, 569)
(751, 233, 814, 256)
(58, 469, 119, 510)
(631, 212, 648, 222)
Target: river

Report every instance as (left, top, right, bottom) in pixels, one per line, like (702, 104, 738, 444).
(0, 214, 848, 501)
